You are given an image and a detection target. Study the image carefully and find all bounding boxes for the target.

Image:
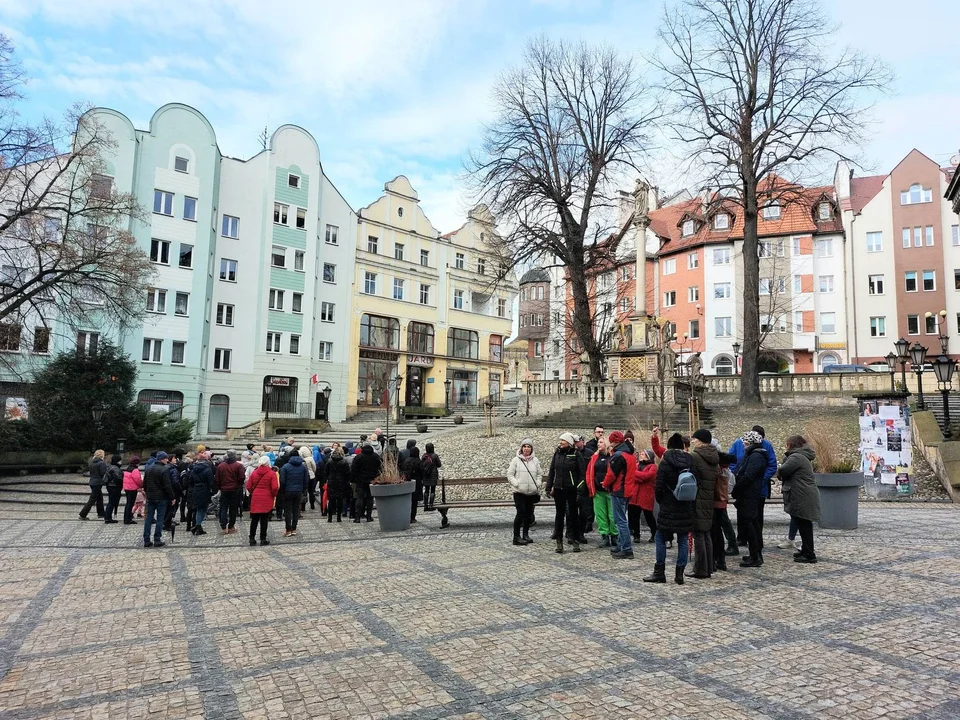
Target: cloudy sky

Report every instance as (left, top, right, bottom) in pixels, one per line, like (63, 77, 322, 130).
(2, 0, 959, 232)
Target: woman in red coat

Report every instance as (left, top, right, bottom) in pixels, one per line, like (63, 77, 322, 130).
(629, 449, 658, 543)
(246, 456, 279, 546)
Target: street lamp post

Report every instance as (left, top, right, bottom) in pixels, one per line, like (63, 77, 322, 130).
(444, 378, 452, 414)
(732, 341, 741, 376)
(894, 337, 910, 391)
(318, 383, 332, 420)
(263, 383, 273, 420)
(885, 352, 898, 393)
(91, 404, 106, 452)
(933, 355, 956, 439)
(910, 342, 928, 410)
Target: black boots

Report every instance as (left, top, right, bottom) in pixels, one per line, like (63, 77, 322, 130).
(555, 539, 564, 554)
(571, 540, 581, 553)
(600, 535, 612, 547)
(513, 536, 523, 546)
(675, 565, 685, 585)
(522, 534, 533, 544)
(740, 556, 762, 567)
(643, 563, 666, 583)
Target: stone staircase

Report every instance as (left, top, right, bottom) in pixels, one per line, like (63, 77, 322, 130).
(520, 402, 714, 432)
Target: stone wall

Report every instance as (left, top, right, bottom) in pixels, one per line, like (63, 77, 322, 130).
(911, 410, 960, 501)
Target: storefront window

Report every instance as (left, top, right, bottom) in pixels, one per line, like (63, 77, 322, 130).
(489, 335, 503, 363)
(408, 322, 434, 354)
(358, 360, 395, 406)
(448, 328, 479, 359)
(452, 370, 477, 405)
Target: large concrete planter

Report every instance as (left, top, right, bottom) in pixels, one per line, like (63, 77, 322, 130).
(370, 481, 415, 532)
(814, 472, 864, 530)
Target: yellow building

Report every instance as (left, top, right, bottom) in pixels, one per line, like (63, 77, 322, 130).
(347, 176, 517, 417)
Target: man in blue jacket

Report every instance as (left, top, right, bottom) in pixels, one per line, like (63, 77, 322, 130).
(728, 425, 777, 548)
(279, 453, 309, 536)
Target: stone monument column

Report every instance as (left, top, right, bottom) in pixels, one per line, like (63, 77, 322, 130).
(632, 178, 651, 349)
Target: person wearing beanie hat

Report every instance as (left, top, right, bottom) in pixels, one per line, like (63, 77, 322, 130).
(324, 445, 352, 523)
(728, 425, 777, 545)
(631, 448, 658, 543)
(601, 431, 637, 559)
(507, 439, 542, 545)
(692, 429, 712, 444)
(546, 433, 585, 553)
(643, 432, 695, 585)
(141, 451, 174, 547)
(732, 431, 767, 567)
(688, 429, 719, 579)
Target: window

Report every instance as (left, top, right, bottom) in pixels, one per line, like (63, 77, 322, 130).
(759, 242, 774, 258)
(146, 288, 166, 314)
(820, 312, 836, 334)
(213, 348, 231, 371)
(713, 248, 731, 265)
(715, 317, 732, 337)
(419, 284, 430, 305)
(268, 289, 284, 311)
(394, 243, 404, 261)
(0, 324, 21, 351)
(762, 202, 781, 220)
(902, 228, 911, 249)
(220, 258, 238, 282)
(952, 225, 960, 247)
(554, 285, 562, 299)
(905, 271, 917, 292)
(682, 219, 695, 236)
(759, 278, 771, 295)
(448, 328, 480, 359)
(76, 331, 100, 356)
(455, 252, 465, 270)
(420, 249, 429, 267)
(183, 196, 197, 221)
(178, 243, 193, 269)
(33, 327, 50, 354)
(360, 314, 400, 349)
(320, 302, 335, 322)
(619, 266, 632, 282)
(816, 239, 833, 257)
(393, 278, 404, 300)
(792, 237, 801, 255)
(715, 356, 734, 376)
(323, 263, 336, 283)
(273, 203, 288, 225)
(288, 173, 300, 189)
(318, 342, 332, 361)
(367, 236, 378, 254)
(153, 190, 173, 215)
(477, 258, 486, 275)
(398, 207, 404, 217)
(490, 335, 503, 362)
(325, 224, 339, 245)
(866, 232, 882, 252)
(914, 227, 922, 248)
(688, 286, 699, 302)
(142, 338, 162, 363)
(271, 246, 285, 268)
(955, 269, 960, 291)
(907, 315, 920, 335)
(43, 216, 61, 242)
(714, 213, 729, 230)
(453, 289, 464, 310)
(294, 250, 304, 272)
(714, 282, 731, 299)
(662, 258, 676, 275)
(534, 341, 543, 357)
(408, 322, 435, 354)
(689, 319, 700, 339)
(497, 298, 507, 317)
(536, 286, 544, 300)
(926, 315, 937, 334)
(819, 275, 834, 293)
(870, 317, 886, 338)
(794, 311, 804, 332)
(363, 272, 377, 295)
(901, 184, 932, 205)
(925, 226, 934, 247)
(220, 214, 239, 239)
(173, 156, 189, 173)
(150, 239, 170, 264)
(818, 202, 831, 220)
(216, 303, 234, 326)
(760, 315, 776, 333)
(793, 275, 802, 293)
(171, 341, 185, 365)
(618, 298, 630, 313)
(290, 334, 300, 355)
(868, 274, 884, 295)
(687, 252, 699, 269)
(296, 208, 306, 230)
(174, 292, 189, 316)
(923, 270, 936, 291)
(266, 332, 281, 353)
(663, 291, 676, 307)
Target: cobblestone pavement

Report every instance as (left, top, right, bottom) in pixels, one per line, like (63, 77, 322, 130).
(0, 504, 958, 719)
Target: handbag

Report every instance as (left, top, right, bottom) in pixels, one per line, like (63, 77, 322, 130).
(521, 462, 542, 504)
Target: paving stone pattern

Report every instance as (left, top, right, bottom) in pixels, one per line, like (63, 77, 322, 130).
(0, 505, 958, 718)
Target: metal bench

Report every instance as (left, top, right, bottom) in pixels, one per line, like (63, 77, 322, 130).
(434, 475, 547, 528)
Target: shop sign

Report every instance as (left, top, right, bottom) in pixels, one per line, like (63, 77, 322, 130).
(359, 349, 400, 362)
(407, 354, 434, 367)
(268, 377, 291, 386)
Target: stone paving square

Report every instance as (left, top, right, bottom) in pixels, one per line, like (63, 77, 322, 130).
(202, 587, 339, 628)
(42, 583, 179, 619)
(830, 615, 960, 670)
(369, 592, 537, 640)
(31, 688, 205, 720)
(338, 570, 469, 604)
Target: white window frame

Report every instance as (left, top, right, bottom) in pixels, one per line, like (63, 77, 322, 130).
(178, 243, 193, 269)
(820, 312, 836, 334)
(290, 334, 301, 355)
(952, 225, 960, 247)
(816, 238, 834, 257)
(266, 332, 281, 354)
(183, 196, 197, 222)
(712, 248, 731, 265)
(318, 341, 332, 362)
(682, 219, 694, 237)
(320, 302, 335, 323)
(420, 284, 430, 305)
(762, 203, 781, 220)
(367, 236, 379, 254)
(323, 263, 336, 283)
(294, 250, 304, 272)
(497, 298, 507, 317)
(687, 252, 698, 269)
(393, 278, 404, 300)
(296, 207, 306, 230)
(902, 228, 911, 248)
(453, 289, 464, 310)
(455, 252, 465, 270)
(174, 291, 189, 316)
(146, 288, 166, 314)
(213, 347, 231, 371)
(868, 274, 884, 296)
(714, 282, 731, 299)
(870, 316, 886, 338)
(663, 290, 676, 307)
(222, 215, 239, 239)
(216, 303, 234, 327)
(325, 224, 339, 245)
(171, 341, 185, 365)
(477, 257, 486, 275)
(688, 286, 699, 302)
(818, 275, 834, 294)
(905, 271, 917, 292)
(662, 258, 676, 275)
(268, 288, 284, 311)
(292, 292, 303, 314)
(925, 225, 934, 247)
(150, 239, 170, 265)
(914, 226, 922, 248)
(715, 317, 732, 338)
(174, 156, 189, 173)
(713, 213, 729, 230)
(922, 270, 936, 291)
(394, 243, 404, 261)
(907, 314, 920, 336)
(220, 259, 238, 282)
(142, 338, 162, 363)
(363, 272, 377, 295)
(866, 232, 882, 252)
(273, 202, 288, 225)
(271, 246, 286, 268)
(288, 173, 300, 189)
(688, 319, 700, 339)
(153, 190, 173, 216)
(818, 202, 831, 220)
(420, 249, 429, 267)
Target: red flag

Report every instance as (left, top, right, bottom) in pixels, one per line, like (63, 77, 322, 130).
(310, 373, 319, 385)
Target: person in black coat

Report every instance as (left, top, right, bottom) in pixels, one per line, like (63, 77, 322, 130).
(324, 448, 351, 522)
(545, 433, 586, 554)
(644, 433, 695, 585)
(80, 450, 108, 520)
(402, 446, 423, 523)
(350, 443, 381, 523)
(732, 430, 767, 567)
(189, 457, 216, 536)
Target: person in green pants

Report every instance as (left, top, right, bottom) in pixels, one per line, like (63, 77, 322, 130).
(585, 437, 616, 547)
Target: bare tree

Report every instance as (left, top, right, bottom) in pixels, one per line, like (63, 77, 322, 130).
(654, 0, 889, 406)
(0, 34, 148, 371)
(469, 36, 657, 379)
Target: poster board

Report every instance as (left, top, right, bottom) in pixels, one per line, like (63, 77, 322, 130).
(859, 396, 912, 498)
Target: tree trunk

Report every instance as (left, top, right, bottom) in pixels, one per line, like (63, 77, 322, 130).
(568, 263, 604, 379)
(739, 175, 763, 407)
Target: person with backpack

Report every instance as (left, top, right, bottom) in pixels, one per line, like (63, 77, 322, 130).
(189, 453, 216, 536)
(102, 453, 124, 523)
(688, 429, 719, 579)
(712, 447, 738, 572)
(728, 424, 777, 549)
(279, 451, 309, 536)
(643, 433, 695, 585)
(732, 430, 768, 567)
(246, 456, 279, 546)
(122, 456, 142, 525)
(215, 450, 245, 535)
(421, 442, 441, 511)
(602, 431, 636, 559)
(507, 438, 542, 546)
(585, 437, 614, 547)
(324, 447, 351, 522)
(546, 433, 585, 554)
(402, 446, 424, 523)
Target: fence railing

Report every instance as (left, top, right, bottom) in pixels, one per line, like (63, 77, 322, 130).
(266, 400, 313, 418)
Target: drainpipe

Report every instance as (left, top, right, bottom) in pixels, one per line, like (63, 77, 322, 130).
(848, 212, 860, 364)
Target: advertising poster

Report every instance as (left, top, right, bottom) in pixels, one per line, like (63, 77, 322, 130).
(859, 397, 912, 497)
(4, 397, 27, 421)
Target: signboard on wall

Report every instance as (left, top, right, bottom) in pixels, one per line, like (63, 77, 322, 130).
(268, 377, 291, 387)
(859, 397, 912, 497)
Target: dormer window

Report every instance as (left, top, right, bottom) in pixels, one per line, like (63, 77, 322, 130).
(762, 202, 781, 220)
(713, 213, 729, 230)
(682, 219, 695, 237)
(900, 183, 933, 205)
(818, 202, 831, 220)
(174, 156, 189, 173)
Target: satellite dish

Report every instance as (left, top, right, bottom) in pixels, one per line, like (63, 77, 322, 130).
(950, 154, 960, 168)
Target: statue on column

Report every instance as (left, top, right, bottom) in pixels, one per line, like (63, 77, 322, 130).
(689, 352, 704, 386)
(633, 178, 650, 223)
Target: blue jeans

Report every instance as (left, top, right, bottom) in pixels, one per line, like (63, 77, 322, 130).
(143, 500, 168, 543)
(612, 495, 632, 552)
(195, 502, 209, 528)
(788, 515, 798, 540)
(655, 529, 689, 566)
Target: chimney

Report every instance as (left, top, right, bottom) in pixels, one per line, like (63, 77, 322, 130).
(849, 168, 854, 180)
(617, 190, 633, 231)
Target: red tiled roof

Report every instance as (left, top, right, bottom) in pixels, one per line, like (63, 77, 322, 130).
(849, 175, 886, 215)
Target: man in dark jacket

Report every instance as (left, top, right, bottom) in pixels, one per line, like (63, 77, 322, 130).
(402, 446, 423, 523)
(574, 435, 594, 540)
(215, 450, 246, 535)
(602, 431, 635, 559)
(324, 448, 351, 522)
(279, 453, 309, 535)
(103, 454, 124, 524)
(189, 457, 216, 535)
(732, 430, 768, 567)
(689, 429, 719, 579)
(350, 443, 381, 522)
(142, 451, 174, 547)
(728, 424, 777, 546)
(584, 425, 604, 456)
(80, 450, 108, 520)
(643, 433, 695, 585)
(399, 439, 417, 465)
(546, 433, 585, 554)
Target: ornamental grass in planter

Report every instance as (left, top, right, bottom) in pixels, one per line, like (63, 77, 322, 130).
(369, 454, 414, 531)
(804, 423, 863, 530)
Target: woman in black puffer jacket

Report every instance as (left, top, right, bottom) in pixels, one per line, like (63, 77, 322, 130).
(644, 433, 695, 585)
(732, 430, 768, 568)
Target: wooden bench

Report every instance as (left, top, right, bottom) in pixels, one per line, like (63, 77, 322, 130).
(434, 475, 547, 528)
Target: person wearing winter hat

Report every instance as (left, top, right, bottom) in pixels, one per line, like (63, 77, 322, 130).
(546, 433, 585, 554)
(643, 433, 694, 584)
(631, 448, 658, 542)
(324, 447, 351, 522)
(732, 430, 767, 567)
(507, 439, 542, 545)
(141, 452, 174, 547)
(585, 437, 614, 546)
(688, 429, 719, 579)
(601, 430, 637, 559)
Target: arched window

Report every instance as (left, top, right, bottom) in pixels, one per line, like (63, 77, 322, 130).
(713, 355, 734, 376)
(360, 314, 399, 349)
(407, 322, 434, 354)
(820, 353, 839, 370)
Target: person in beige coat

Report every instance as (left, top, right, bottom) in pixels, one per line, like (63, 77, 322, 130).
(507, 439, 543, 546)
(299, 446, 318, 511)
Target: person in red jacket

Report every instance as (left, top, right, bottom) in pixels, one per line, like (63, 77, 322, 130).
(650, 426, 666, 459)
(246, 457, 279, 546)
(631, 449, 658, 543)
(602, 431, 636, 559)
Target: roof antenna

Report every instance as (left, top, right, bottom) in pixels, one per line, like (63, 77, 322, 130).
(258, 126, 268, 152)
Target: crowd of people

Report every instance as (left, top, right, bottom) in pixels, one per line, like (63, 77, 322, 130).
(507, 424, 822, 584)
(80, 430, 442, 548)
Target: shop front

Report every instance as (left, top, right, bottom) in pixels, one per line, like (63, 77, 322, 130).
(358, 349, 400, 406)
(451, 369, 478, 406)
(405, 354, 434, 407)
(262, 376, 299, 415)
